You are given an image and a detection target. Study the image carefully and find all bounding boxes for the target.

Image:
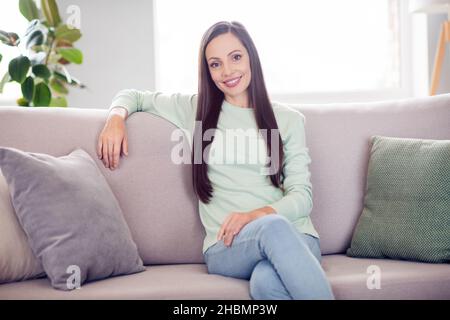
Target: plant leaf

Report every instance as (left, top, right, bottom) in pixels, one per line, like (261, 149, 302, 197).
(60, 65, 72, 84)
(21, 76, 35, 101)
(0, 53, 2, 63)
(0, 72, 11, 93)
(24, 20, 47, 50)
(7, 32, 20, 46)
(19, 0, 39, 21)
(17, 97, 30, 107)
(26, 30, 44, 49)
(33, 82, 51, 106)
(53, 70, 85, 88)
(46, 53, 62, 65)
(56, 47, 83, 64)
(32, 64, 51, 79)
(25, 19, 40, 36)
(0, 30, 20, 46)
(41, 0, 61, 27)
(49, 96, 67, 107)
(50, 77, 68, 94)
(55, 24, 81, 43)
(9, 55, 31, 83)
(0, 30, 8, 43)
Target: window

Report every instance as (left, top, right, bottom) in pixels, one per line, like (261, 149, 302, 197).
(0, 0, 29, 103)
(154, 0, 408, 101)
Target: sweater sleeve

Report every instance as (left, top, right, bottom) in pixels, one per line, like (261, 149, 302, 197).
(268, 112, 313, 222)
(109, 89, 197, 130)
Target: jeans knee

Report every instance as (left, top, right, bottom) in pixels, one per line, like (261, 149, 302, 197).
(258, 214, 293, 240)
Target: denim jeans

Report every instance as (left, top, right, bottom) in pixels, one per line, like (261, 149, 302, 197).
(203, 214, 335, 300)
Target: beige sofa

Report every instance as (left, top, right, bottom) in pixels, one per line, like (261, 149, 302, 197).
(0, 93, 449, 299)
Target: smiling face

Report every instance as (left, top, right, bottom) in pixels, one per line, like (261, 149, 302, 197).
(205, 32, 252, 108)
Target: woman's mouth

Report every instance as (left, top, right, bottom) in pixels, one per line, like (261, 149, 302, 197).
(223, 76, 242, 88)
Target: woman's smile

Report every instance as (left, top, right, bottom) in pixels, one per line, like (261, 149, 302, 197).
(223, 75, 242, 88)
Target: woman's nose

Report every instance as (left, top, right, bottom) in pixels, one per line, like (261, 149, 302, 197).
(222, 63, 233, 78)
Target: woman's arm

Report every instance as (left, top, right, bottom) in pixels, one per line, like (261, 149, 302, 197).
(267, 112, 313, 222)
(109, 89, 197, 130)
(108, 106, 128, 121)
(99, 89, 197, 170)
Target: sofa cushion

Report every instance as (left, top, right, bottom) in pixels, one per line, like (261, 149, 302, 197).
(0, 146, 145, 290)
(346, 136, 450, 263)
(0, 264, 251, 299)
(0, 256, 449, 299)
(321, 255, 450, 299)
(0, 170, 45, 284)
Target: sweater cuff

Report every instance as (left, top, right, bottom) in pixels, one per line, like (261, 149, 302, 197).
(268, 196, 297, 221)
(109, 94, 137, 115)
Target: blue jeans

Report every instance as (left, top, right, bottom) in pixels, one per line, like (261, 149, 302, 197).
(203, 214, 335, 300)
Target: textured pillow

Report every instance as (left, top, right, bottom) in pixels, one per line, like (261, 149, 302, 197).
(0, 170, 45, 283)
(0, 146, 145, 290)
(347, 136, 450, 263)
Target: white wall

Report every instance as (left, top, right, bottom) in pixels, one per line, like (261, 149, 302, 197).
(58, 0, 155, 108)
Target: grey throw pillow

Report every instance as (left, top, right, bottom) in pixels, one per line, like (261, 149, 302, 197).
(347, 136, 450, 263)
(0, 146, 145, 290)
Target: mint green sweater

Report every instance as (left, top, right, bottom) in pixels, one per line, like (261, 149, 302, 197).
(109, 90, 319, 254)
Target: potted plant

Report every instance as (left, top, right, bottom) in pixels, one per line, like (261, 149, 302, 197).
(0, 0, 85, 107)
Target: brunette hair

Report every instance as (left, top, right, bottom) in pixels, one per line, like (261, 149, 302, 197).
(192, 21, 284, 204)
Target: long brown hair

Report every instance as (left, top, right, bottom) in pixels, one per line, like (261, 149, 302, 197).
(192, 21, 284, 204)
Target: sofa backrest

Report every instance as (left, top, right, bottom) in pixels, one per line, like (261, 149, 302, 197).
(0, 94, 449, 264)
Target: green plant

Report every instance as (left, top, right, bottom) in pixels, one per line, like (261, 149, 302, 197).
(0, 0, 85, 107)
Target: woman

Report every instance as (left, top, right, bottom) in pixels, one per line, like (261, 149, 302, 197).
(97, 21, 334, 300)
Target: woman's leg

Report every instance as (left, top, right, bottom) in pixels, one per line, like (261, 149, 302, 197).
(249, 232, 322, 300)
(204, 214, 334, 300)
(249, 259, 292, 300)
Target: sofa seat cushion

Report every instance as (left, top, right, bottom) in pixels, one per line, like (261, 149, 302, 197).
(1, 256, 449, 300)
(322, 255, 450, 299)
(0, 264, 251, 300)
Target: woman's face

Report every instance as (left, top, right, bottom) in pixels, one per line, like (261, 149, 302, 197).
(205, 32, 251, 106)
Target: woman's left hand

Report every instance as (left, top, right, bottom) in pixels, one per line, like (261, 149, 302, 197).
(217, 210, 268, 247)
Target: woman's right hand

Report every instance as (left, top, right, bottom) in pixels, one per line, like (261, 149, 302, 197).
(97, 113, 129, 170)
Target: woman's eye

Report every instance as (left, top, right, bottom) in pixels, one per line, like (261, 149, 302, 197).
(233, 54, 241, 61)
(210, 62, 219, 68)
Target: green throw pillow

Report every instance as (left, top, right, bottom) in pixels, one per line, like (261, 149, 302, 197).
(347, 136, 450, 263)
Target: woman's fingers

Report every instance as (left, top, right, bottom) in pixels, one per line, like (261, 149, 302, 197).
(108, 140, 114, 169)
(223, 222, 239, 246)
(224, 233, 236, 247)
(102, 140, 109, 168)
(113, 141, 121, 169)
(123, 134, 129, 156)
(97, 138, 103, 160)
(98, 118, 127, 170)
(217, 214, 233, 241)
